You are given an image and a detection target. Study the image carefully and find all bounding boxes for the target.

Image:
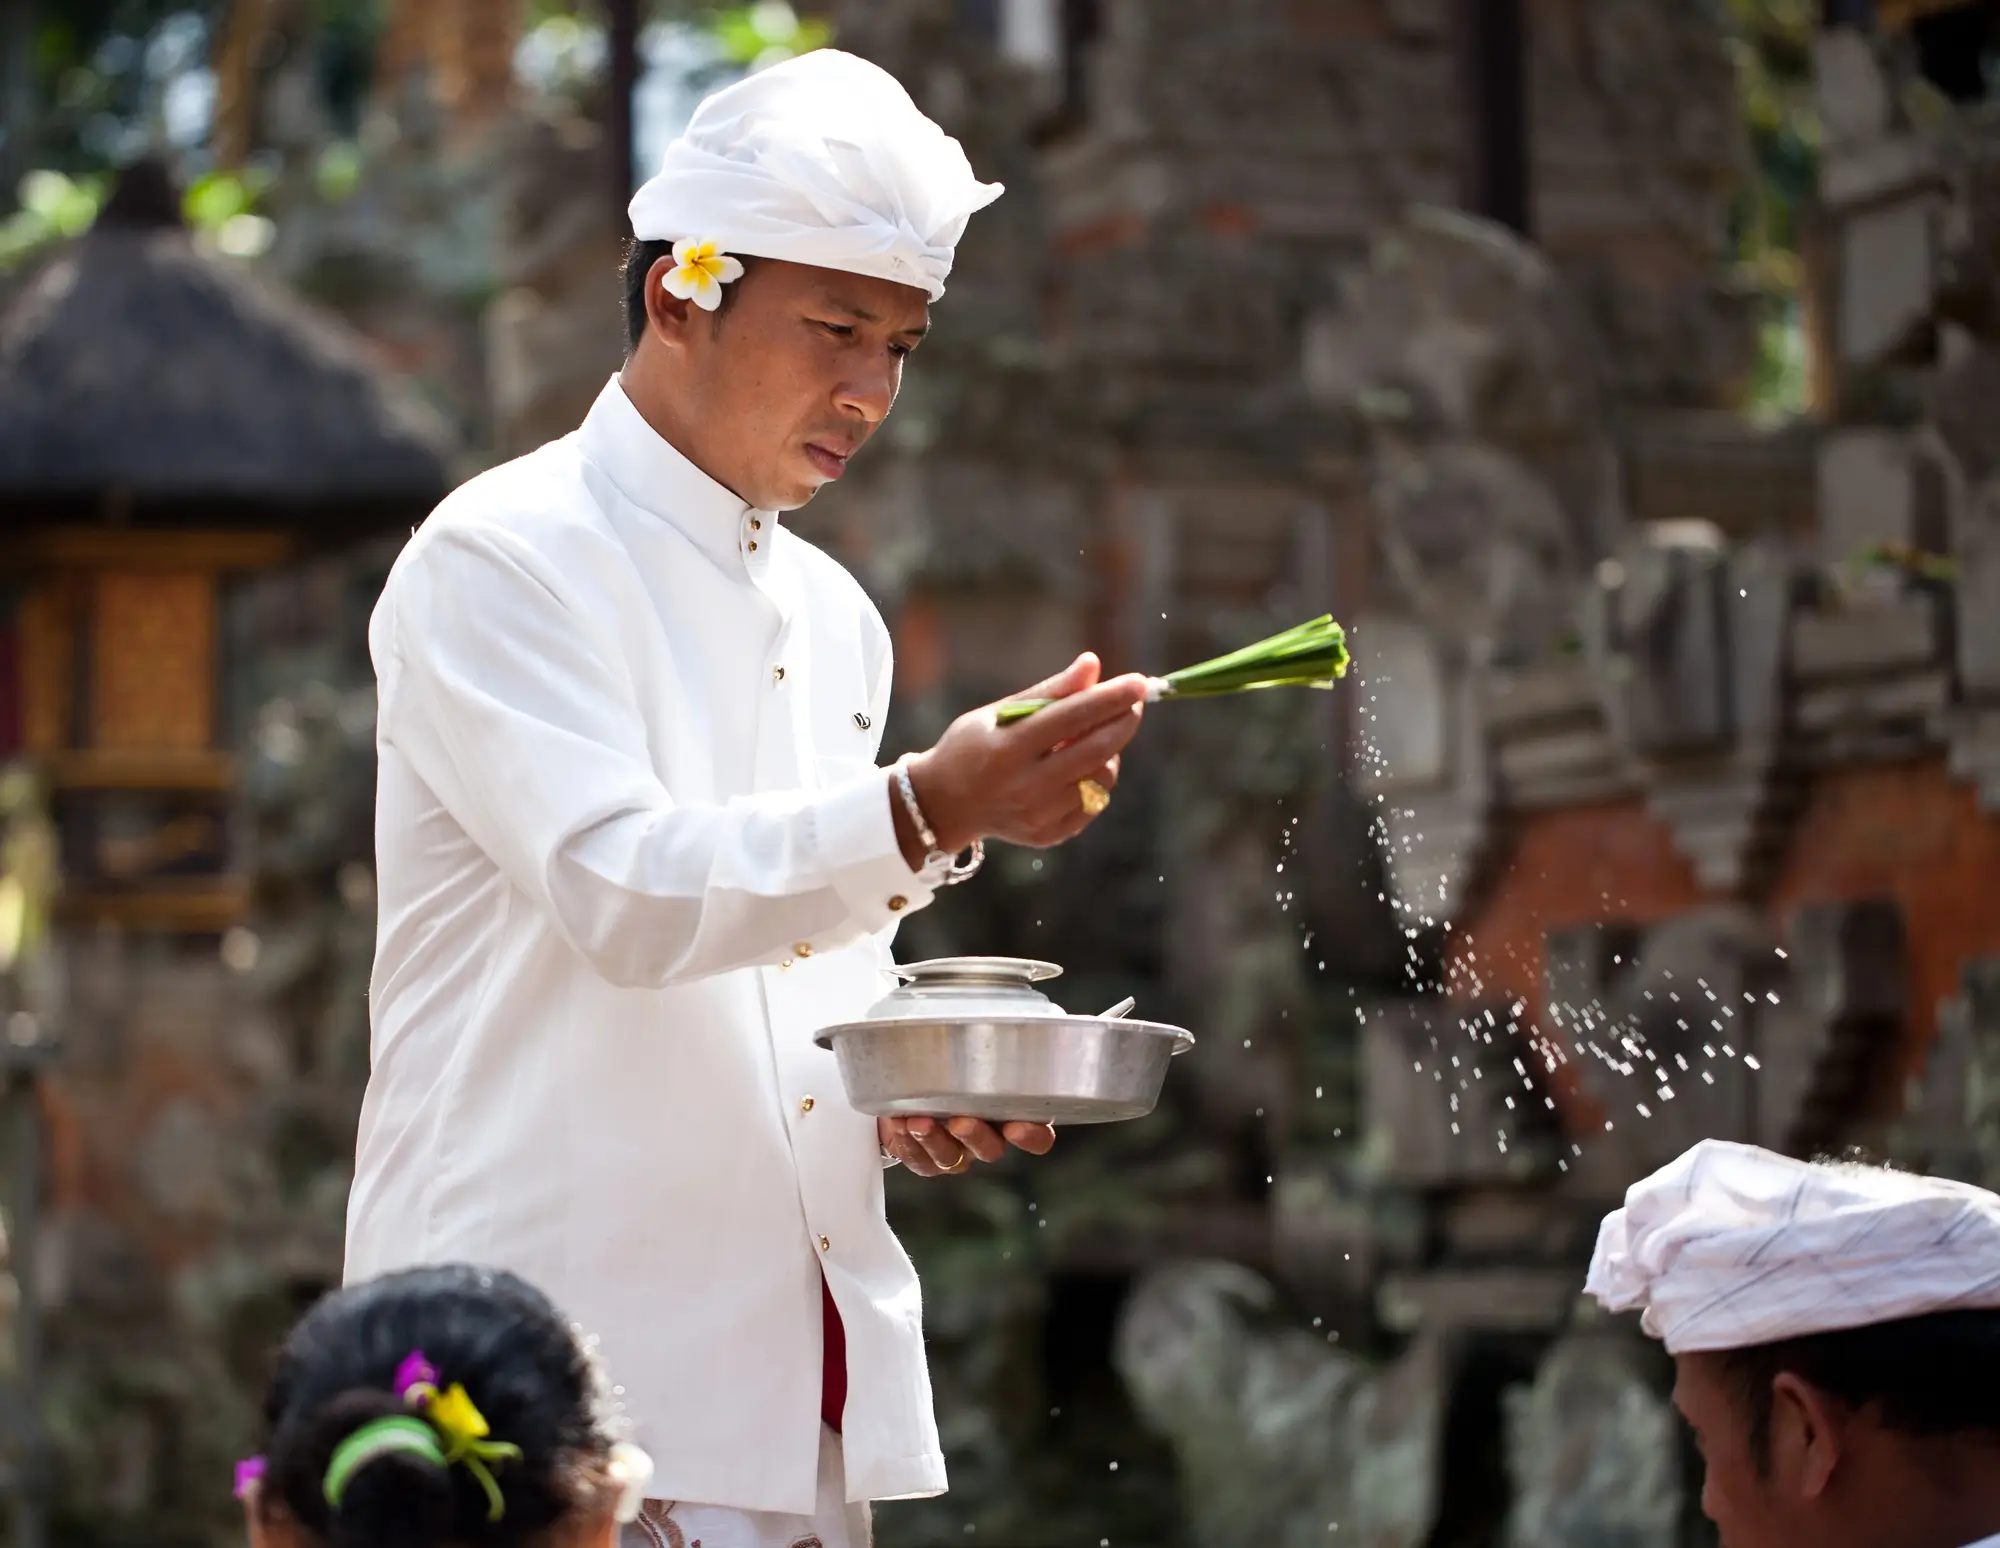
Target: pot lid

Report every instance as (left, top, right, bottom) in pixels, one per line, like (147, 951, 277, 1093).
(890, 956, 1064, 987)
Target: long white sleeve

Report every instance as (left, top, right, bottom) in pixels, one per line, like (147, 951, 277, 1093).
(375, 522, 930, 989)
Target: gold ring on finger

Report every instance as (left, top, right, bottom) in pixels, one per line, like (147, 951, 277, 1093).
(941, 1149, 970, 1173)
(1078, 779, 1111, 817)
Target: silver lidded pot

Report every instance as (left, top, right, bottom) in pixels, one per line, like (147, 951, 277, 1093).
(814, 956, 1194, 1125)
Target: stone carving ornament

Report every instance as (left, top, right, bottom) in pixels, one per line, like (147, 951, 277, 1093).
(1369, 436, 1577, 666)
(1115, 1260, 1446, 1548)
(1501, 1329, 1683, 1548)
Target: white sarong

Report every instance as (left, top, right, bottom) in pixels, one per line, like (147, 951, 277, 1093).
(623, 1427, 871, 1548)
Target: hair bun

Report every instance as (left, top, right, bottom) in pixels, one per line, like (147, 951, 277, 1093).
(254, 1265, 622, 1548)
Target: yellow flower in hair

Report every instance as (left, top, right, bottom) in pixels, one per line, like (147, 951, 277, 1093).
(663, 238, 745, 312)
(418, 1381, 522, 1522)
(427, 1382, 492, 1444)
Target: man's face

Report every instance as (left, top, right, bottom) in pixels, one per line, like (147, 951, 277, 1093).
(639, 256, 929, 511)
(1674, 1352, 1845, 1548)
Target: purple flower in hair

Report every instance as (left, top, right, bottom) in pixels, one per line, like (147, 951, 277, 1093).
(394, 1349, 439, 1400)
(233, 1456, 266, 1499)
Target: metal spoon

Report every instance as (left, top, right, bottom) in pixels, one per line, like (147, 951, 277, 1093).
(1100, 996, 1136, 1021)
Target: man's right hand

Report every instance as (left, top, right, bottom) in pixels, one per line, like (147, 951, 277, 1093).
(892, 653, 1148, 864)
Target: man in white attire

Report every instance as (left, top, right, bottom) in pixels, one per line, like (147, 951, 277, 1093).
(343, 49, 1150, 1548)
(1587, 1139, 2000, 1548)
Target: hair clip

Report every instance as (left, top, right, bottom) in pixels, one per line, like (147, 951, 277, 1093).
(323, 1416, 449, 1506)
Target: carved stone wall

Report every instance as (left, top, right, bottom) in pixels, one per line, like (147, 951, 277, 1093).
(788, 4, 1768, 1546)
(1007, 13, 2000, 1548)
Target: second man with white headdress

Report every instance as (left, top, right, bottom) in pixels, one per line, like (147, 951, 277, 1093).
(1587, 1139, 2000, 1548)
(344, 48, 1150, 1548)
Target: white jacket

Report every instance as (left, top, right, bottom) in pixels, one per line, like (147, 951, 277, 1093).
(344, 377, 945, 1513)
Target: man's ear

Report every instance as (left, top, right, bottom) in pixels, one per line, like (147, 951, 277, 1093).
(1768, 1371, 1848, 1500)
(642, 256, 703, 353)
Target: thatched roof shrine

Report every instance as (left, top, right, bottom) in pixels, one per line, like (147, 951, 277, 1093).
(0, 160, 451, 533)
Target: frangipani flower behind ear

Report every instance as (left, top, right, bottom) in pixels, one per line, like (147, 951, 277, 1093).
(664, 238, 745, 312)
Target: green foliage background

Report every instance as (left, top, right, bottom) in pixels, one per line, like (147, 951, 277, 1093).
(1724, 0, 1820, 419)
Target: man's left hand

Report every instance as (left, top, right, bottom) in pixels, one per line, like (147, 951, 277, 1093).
(880, 1115, 1055, 1177)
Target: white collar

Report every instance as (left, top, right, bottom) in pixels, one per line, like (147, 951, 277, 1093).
(578, 376, 773, 572)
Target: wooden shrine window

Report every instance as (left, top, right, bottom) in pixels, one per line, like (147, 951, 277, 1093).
(0, 531, 288, 930)
(16, 579, 75, 757)
(91, 571, 216, 753)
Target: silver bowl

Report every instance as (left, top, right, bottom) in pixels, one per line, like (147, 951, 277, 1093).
(814, 957, 1194, 1125)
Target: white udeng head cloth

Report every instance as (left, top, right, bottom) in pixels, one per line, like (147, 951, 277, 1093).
(627, 49, 1002, 303)
(1586, 1139, 2000, 1353)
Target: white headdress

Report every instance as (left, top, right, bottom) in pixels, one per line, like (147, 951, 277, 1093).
(627, 49, 1002, 304)
(1585, 1139, 2000, 1353)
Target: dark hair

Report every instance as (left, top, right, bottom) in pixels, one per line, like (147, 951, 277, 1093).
(1719, 1309, 2000, 1471)
(252, 1265, 624, 1548)
(621, 236, 757, 352)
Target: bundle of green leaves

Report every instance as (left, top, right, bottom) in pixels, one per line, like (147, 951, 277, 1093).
(996, 615, 1350, 724)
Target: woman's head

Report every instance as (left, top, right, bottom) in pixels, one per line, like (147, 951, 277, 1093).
(241, 1265, 648, 1548)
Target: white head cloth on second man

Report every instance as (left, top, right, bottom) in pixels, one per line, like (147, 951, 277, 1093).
(627, 48, 1003, 302)
(1586, 1138, 2000, 1352)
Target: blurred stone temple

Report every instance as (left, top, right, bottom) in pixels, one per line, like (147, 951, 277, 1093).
(4, 0, 2000, 1544)
(0, 157, 448, 1543)
(793, 2, 2000, 1546)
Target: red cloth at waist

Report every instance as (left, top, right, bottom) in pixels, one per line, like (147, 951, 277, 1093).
(821, 1275, 847, 1434)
